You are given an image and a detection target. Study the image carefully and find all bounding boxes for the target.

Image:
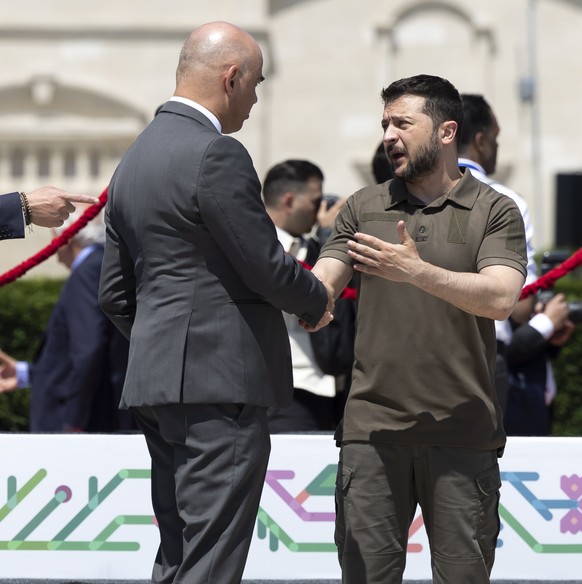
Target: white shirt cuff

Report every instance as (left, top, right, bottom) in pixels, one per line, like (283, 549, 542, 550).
(16, 361, 30, 388)
(528, 313, 555, 340)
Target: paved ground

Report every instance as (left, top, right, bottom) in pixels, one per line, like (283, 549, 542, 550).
(1, 580, 580, 583)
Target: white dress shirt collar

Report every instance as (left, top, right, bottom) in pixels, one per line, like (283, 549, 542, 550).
(458, 158, 487, 177)
(169, 96, 222, 133)
(275, 226, 295, 254)
(275, 226, 308, 261)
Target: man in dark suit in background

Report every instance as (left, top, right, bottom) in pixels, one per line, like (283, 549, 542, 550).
(0, 186, 98, 239)
(99, 21, 332, 584)
(0, 208, 134, 432)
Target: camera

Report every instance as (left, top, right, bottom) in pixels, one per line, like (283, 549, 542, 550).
(537, 251, 582, 324)
(322, 194, 340, 207)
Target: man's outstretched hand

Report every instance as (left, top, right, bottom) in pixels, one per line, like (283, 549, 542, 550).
(25, 186, 99, 228)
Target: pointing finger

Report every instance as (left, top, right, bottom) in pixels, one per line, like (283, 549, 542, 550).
(62, 193, 100, 205)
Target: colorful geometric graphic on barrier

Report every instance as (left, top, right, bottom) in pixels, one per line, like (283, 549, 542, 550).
(0, 468, 153, 551)
(498, 471, 582, 553)
(257, 466, 337, 553)
(2, 467, 581, 555)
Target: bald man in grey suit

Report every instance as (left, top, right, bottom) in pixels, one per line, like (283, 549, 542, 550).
(99, 21, 332, 584)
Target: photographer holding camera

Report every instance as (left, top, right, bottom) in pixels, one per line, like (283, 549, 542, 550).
(505, 288, 577, 436)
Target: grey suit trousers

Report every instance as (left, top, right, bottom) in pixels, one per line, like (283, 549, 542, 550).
(134, 403, 270, 584)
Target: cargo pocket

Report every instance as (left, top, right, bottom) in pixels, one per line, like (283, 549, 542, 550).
(334, 463, 353, 555)
(475, 463, 502, 559)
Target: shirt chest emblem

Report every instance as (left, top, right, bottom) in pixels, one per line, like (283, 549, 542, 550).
(447, 208, 470, 244)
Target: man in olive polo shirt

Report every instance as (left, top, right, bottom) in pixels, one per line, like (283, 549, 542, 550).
(307, 75, 527, 584)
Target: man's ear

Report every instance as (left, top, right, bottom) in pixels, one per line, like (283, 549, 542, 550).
(282, 192, 295, 210)
(441, 121, 458, 144)
(474, 130, 488, 154)
(225, 65, 238, 94)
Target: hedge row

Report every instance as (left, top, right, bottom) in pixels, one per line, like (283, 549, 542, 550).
(0, 277, 581, 435)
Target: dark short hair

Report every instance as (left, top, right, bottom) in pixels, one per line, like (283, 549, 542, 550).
(371, 141, 393, 184)
(458, 94, 495, 149)
(381, 74, 464, 138)
(263, 159, 324, 206)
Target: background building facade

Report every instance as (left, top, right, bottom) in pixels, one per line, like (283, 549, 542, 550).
(1, 0, 581, 276)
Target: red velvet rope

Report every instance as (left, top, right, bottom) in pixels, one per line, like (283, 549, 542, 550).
(0, 185, 360, 299)
(519, 247, 582, 300)
(0, 187, 108, 288)
(3, 186, 576, 303)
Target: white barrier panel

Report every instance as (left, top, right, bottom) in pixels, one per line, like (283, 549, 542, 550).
(0, 434, 581, 581)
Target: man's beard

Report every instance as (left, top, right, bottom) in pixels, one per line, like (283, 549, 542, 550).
(390, 130, 440, 183)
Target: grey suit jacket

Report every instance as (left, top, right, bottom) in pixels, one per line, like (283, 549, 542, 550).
(99, 101, 327, 408)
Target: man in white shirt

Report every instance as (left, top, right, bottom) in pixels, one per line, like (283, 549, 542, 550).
(458, 94, 537, 413)
(264, 159, 346, 432)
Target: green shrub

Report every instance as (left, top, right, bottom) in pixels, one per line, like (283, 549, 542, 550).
(0, 278, 63, 431)
(549, 279, 582, 435)
(552, 327, 582, 436)
(525, 268, 582, 436)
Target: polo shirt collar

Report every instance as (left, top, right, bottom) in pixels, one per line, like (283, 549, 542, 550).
(384, 168, 480, 211)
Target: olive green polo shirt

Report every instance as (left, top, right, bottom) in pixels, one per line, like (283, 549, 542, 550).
(320, 170, 527, 450)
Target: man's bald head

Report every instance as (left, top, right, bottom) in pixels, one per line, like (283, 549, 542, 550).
(177, 22, 257, 83)
(174, 21, 264, 133)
